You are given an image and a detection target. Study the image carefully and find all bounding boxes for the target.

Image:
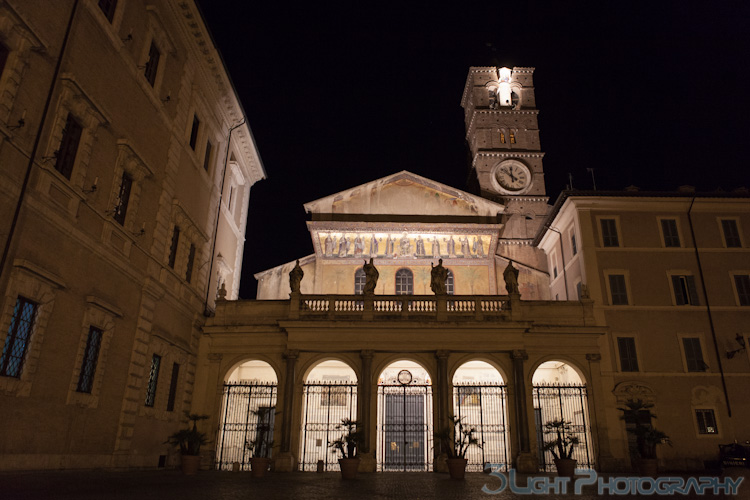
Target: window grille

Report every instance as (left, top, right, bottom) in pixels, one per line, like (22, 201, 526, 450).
(145, 354, 161, 407)
(0, 297, 38, 378)
(354, 268, 366, 294)
(76, 326, 103, 393)
(445, 270, 454, 295)
(395, 269, 413, 295)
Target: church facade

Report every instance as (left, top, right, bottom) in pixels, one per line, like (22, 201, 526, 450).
(194, 66, 749, 474)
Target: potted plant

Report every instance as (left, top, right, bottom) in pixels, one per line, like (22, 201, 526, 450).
(618, 399, 672, 476)
(542, 419, 580, 477)
(434, 416, 482, 479)
(329, 418, 363, 479)
(166, 412, 209, 475)
(245, 406, 275, 477)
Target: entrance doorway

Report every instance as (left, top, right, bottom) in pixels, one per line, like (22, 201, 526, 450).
(215, 360, 278, 471)
(298, 360, 358, 471)
(532, 361, 594, 471)
(453, 361, 510, 471)
(377, 360, 433, 471)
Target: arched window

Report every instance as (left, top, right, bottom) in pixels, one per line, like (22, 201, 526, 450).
(395, 268, 413, 295)
(509, 130, 516, 144)
(354, 268, 366, 295)
(499, 130, 506, 144)
(446, 270, 454, 295)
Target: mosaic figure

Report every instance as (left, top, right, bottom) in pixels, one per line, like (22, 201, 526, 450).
(431, 236, 440, 257)
(338, 236, 350, 257)
(473, 237, 484, 257)
(354, 236, 364, 256)
(324, 234, 334, 257)
(416, 236, 425, 256)
(369, 234, 380, 256)
(400, 233, 411, 256)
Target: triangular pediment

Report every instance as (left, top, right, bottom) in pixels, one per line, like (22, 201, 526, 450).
(303, 171, 505, 218)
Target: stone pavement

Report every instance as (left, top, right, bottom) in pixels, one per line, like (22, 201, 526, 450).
(2, 469, 748, 500)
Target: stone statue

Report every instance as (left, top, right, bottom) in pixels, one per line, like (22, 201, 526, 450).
(503, 260, 520, 295)
(362, 258, 379, 294)
(430, 259, 448, 295)
(289, 259, 303, 293)
(369, 234, 380, 256)
(324, 234, 333, 257)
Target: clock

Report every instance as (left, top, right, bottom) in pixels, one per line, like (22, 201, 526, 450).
(492, 160, 532, 194)
(397, 369, 413, 385)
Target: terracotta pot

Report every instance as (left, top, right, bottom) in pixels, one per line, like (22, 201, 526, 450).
(636, 458, 658, 477)
(339, 457, 361, 479)
(180, 454, 201, 475)
(446, 457, 468, 480)
(250, 457, 271, 477)
(553, 458, 577, 478)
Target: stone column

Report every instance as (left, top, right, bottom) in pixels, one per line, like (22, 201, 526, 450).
(275, 350, 298, 472)
(586, 353, 616, 470)
(358, 350, 376, 471)
(511, 349, 536, 473)
(434, 350, 450, 473)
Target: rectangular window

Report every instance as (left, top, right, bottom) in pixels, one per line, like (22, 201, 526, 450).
(617, 337, 639, 372)
(145, 354, 161, 407)
(721, 219, 741, 248)
(144, 42, 160, 87)
(0, 297, 38, 378)
(54, 114, 83, 180)
(168, 226, 180, 269)
(185, 244, 196, 283)
(695, 409, 718, 434)
(97, 0, 117, 22)
(571, 232, 578, 256)
(76, 326, 103, 393)
(601, 218, 619, 247)
(203, 140, 213, 171)
(576, 281, 582, 300)
(113, 172, 132, 226)
(734, 275, 750, 306)
(661, 219, 681, 247)
(189, 115, 200, 150)
(228, 185, 234, 211)
(672, 275, 700, 306)
(682, 337, 705, 372)
(0, 42, 9, 79)
(166, 362, 180, 412)
(608, 274, 628, 305)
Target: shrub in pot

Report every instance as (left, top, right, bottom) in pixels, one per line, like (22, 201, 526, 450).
(166, 412, 209, 475)
(245, 407, 275, 477)
(618, 399, 672, 476)
(434, 416, 482, 479)
(329, 418, 363, 479)
(542, 419, 579, 477)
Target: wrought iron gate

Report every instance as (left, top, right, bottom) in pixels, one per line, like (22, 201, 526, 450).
(378, 383, 433, 471)
(533, 384, 593, 472)
(215, 383, 277, 471)
(299, 382, 358, 471)
(453, 384, 510, 471)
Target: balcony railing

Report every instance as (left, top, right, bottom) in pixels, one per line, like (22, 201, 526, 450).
(292, 294, 511, 321)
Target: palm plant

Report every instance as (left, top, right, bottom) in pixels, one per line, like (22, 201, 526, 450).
(542, 419, 579, 460)
(434, 415, 482, 459)
(245, 407, 275, 458)
(329, 418, 362, 459)
(618, 399, 671, 459)
(166, 412, 209, 456)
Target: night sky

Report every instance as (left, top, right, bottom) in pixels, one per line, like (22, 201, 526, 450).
(196, 1, 750, 298)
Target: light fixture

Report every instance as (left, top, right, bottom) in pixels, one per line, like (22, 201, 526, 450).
(8, 110, 26, 130)
(726, 333, 747, 359)
(82, 176, 98, 194)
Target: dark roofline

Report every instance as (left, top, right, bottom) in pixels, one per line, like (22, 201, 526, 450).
(532, 189, 750, 246)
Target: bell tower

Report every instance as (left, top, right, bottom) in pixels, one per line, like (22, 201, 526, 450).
(461, 66, 549, 238)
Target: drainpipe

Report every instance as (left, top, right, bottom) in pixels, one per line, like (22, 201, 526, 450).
(546, 226, 569, 300)
(687, 196, 731, 417)
(203, 118, 245, 316)
(0, 0, 80, 283)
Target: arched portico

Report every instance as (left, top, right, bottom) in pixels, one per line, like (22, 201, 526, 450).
(215, 360, 279, 471)
(531, 360, 594, 472)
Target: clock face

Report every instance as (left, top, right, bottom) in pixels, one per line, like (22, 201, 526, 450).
(493, 161, 531, 193)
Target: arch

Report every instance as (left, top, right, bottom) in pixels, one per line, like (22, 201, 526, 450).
(216, 359, 279, 471)
(531, 359, 594, 472)
(299, 354, 361, 384)
(299, 359, 358, 471)
(377, 359, 434, 471)
(225, 358, 278, 384)
(395, 268, 413, 295)
(452, 360, 510, 471)
(530, 358, 587, 385)
(354, 268, 366, 295)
